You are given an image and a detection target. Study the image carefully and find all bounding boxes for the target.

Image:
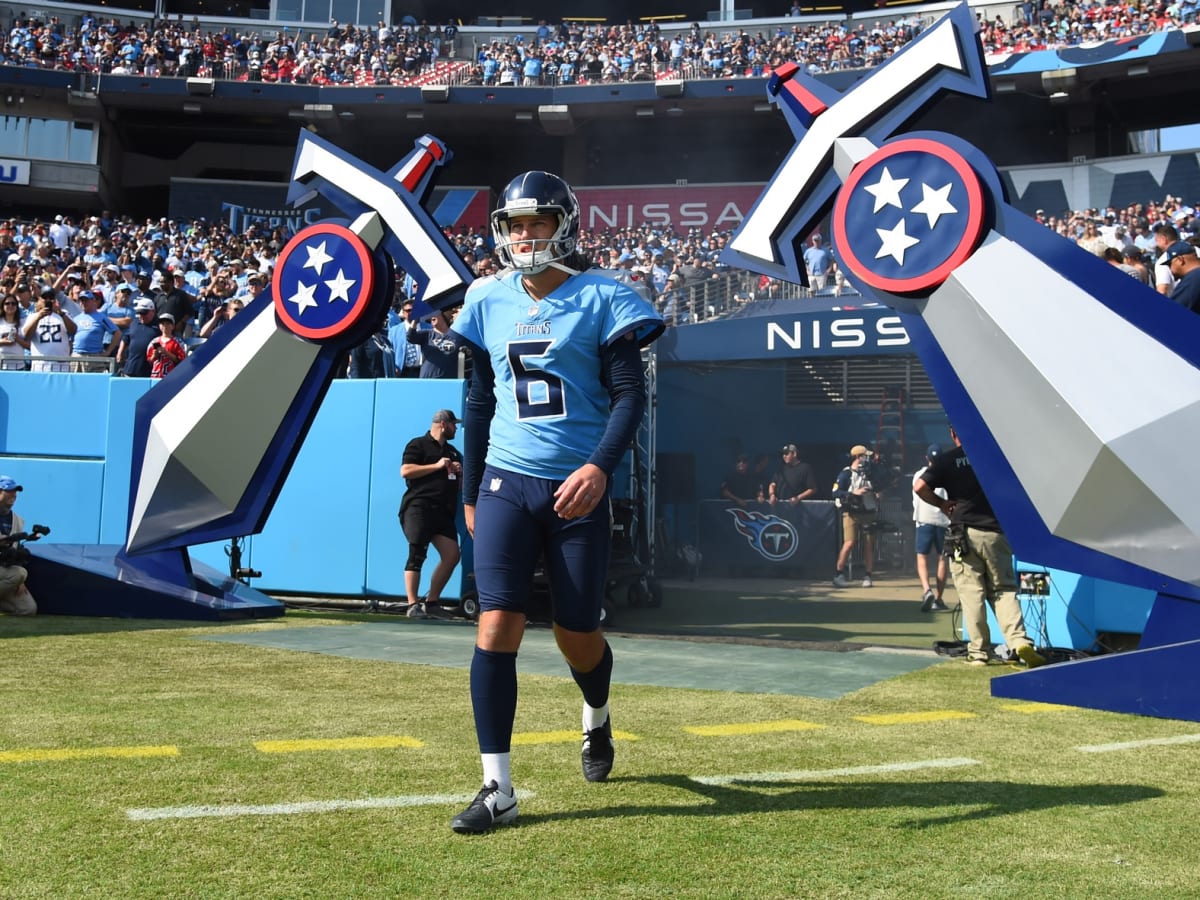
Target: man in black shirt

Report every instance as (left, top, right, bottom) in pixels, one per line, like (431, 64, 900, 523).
(399, 409, 463, 618)
(914, 426, 1044, 668)
(769, 444, 817, 506)
(720, 453, 760, 506)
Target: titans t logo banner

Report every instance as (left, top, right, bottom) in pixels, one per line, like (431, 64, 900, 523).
(726, 508, 798, 562)
(725, 2, 1200, 720)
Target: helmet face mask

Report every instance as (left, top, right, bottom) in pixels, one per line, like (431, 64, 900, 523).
(491, 171, 580, 274)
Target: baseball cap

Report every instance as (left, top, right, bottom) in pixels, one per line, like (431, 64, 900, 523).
(781, 443, 798, 455)
(157, 312, 175, 323)
(850, 444, 871, 457)
(134, 298, 156, 312)
(116, 283, 133, 293)
(432, 409, 458, 424)
(1162, 240, 1196, 263)
(39, 286, 56, 298)
(927, 443, 942, 459)
(0, 476, 23, 492)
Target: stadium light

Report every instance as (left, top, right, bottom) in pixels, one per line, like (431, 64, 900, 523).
(186, 78, 215, 96)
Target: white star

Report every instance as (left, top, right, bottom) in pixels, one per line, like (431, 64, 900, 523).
(875, 220, 921, 265)
(324, 269, 356, 303)
(910, 182, 957, 229)
(303, 240, 333, 276)
(288, 280, 319, 315)
(863, 166, 909, 213)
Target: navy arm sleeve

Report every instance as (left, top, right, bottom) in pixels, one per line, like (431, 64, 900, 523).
(460, 336, 495, 506)
(587, 334, 647, 476)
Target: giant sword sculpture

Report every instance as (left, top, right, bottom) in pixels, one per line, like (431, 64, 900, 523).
(724, 3, 1200, 721)
(29, 133, 474, 619)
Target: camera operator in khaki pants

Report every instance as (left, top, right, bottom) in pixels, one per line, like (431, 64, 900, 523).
(0, 475, 36, 616)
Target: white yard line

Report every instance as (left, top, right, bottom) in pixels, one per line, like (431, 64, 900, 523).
(1075, 733, 1200, 754)
(127, 790, 535, 821)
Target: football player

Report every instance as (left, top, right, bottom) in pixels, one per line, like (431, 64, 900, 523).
(448, 171, 664, 834)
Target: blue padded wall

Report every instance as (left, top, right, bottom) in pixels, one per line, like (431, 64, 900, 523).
(99, 376, 155, 544)
(364, 378, 467, 598)
(0, 373, 111, 457)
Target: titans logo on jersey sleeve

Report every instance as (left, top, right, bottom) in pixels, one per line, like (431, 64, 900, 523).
(832, 137, 986, 296)
(272, 222, 377, 340)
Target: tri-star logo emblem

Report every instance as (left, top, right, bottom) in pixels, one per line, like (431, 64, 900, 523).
(272, 223, 377, 340)
(832, 137, 986, 295)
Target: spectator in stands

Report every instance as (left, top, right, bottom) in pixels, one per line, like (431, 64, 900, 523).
(146, 312, 186, 378)
(408, 308, 460, 378)
(117, 298, 159, 377)
(390, 301, 424, 378)
(198, 297, 244, 338)
(23, 287, 76, 372)
(1153, 223, 1180, 295)
(1124, 247, 1150, 284)
(71, 290, 121, 372)
(1164, 240, 1200, 312)
(1102, 246, 1143, 281)
(0, 293, 29, 370)
(803, 233, 833, 292)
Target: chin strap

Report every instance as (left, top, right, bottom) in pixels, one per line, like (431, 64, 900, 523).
(546, 259, 582, 276)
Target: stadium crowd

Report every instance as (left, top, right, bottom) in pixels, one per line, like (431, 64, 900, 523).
(2, 1, 1196, 85)
(0, 208, 750, 370)
(3, 191, 1197, 370)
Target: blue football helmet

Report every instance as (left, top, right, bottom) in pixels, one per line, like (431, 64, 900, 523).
(491, 171, 581, 274)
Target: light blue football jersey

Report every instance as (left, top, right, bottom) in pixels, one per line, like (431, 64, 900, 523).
(452, 269, 662, 480)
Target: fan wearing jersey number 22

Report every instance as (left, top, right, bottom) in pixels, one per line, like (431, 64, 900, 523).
(448, 171, 664, 834)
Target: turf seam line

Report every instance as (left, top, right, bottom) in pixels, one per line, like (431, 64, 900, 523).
(689, 756, 980, 785)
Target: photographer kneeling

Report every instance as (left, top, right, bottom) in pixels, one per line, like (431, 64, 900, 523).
(0, 476, 36, 616)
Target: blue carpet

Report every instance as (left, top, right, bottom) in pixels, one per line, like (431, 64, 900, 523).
(200, 620, 940, 699)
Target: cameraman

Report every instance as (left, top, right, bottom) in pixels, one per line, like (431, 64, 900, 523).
(0, 476, 36, 615)
(832, 444, 878, 588)
(914, 426, 1044, 668)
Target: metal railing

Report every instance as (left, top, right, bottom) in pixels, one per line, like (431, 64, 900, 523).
(655, 270, 860, 328)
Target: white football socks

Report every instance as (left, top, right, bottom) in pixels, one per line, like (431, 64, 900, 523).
(481, 752, 512, 794)
(582, 702, 610, 732)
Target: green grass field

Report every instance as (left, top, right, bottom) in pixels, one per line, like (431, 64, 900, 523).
(2, 611, 1197, 899)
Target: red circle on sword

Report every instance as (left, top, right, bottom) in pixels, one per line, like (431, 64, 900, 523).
(833, 137, 986, 295)
(273, 222, 376, 340)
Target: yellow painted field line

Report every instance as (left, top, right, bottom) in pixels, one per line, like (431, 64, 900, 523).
(255, 735, 423, 754)
(511, 729, 638, 746)
(854, 711, 976, 726)
(0, 745, 180, 763)
(1000, 702, 1077, 714)
(685, 719, 826, 737)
